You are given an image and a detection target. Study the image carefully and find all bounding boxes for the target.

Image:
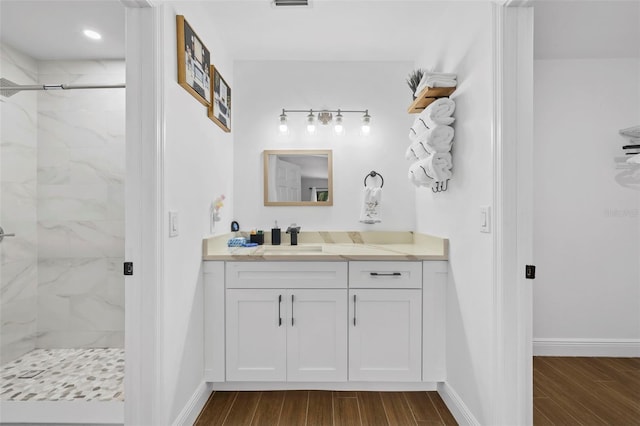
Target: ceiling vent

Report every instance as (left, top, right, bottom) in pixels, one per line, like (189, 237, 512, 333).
(273, 0, 310, 7)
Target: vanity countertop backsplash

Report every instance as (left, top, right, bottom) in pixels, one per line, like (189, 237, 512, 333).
(202, 231, 448, 261)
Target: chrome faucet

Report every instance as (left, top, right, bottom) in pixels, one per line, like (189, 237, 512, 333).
(286, 224, 301, 245)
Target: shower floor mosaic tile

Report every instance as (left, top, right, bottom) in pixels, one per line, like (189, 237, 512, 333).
(0, 348, 124, 401)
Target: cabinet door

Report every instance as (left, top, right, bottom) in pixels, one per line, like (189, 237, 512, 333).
(286, 289, 348, 382)
(349, 289, 422, 382)
(226, 289, 286, 381)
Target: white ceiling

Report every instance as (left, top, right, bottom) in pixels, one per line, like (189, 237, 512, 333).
(1, 0, 638, 62)
(534, 0, 640, 60)
(0, 0, 126, 60)
(198, 0, 452, 61)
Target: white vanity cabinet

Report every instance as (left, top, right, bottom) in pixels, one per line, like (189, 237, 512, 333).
(203, 259, 447, 386)
(348, 262, 423, 381)
(224, 262, 348, 382)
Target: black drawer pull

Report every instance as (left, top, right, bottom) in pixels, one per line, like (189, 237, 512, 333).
(278, 295, 282, 326)
(370, 272, 401, 276)
(353, 294, 357, 326)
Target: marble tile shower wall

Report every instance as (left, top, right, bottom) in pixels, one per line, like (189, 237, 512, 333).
(36, 60, 125, 349)
(0, 44, 39, 363)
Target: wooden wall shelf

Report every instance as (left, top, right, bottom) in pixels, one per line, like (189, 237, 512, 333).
(407, 86, 456, 114)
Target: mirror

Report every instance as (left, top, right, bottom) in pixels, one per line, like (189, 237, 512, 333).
(263, 150, 333, 206)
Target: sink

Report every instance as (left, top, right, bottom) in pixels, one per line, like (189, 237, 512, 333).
(263, 245, 323, 253)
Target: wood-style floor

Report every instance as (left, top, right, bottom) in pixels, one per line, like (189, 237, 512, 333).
(195, 390, 457, 426)
(534, 357, 640, 425)
(195, 357, 640, 426)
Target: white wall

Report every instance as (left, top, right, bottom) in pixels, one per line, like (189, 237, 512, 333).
(413, 2, 495, 424)
(233, 60, 415, 232)
(533, 58, 640, 346)
(160, 2, 234, 424)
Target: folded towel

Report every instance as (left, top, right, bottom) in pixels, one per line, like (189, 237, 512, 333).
(417, 125, 454, 154)
(417, 98, 456, 127)
(227, 237, 247, 247)
(359, 187, 382, 224)
(425, 152, 453, 181)
(414, 72, 457, 96)
(408, 160, 434, 188)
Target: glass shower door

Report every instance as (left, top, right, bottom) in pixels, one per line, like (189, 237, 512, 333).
(0, 51, 39, 365)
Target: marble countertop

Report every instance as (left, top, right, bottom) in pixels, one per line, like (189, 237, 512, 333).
(202, 231, 448, 261)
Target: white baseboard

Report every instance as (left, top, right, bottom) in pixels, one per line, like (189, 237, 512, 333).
(0, 400, 123, 424)
(533, 338, 640, 357)
(437, 382, 480, 426)
(172, 381, 212, 426)
(210, 381, 437, 391)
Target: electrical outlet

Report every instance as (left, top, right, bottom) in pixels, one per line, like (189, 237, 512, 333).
(169, 211, 179, 237)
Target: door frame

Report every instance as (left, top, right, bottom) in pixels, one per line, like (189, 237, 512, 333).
(492, 1, 534, 425)
(123, 1, 165, 425)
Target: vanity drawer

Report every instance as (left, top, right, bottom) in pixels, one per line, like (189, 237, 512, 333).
(349, 261, 422, 289)
(226, 261, 347, 289)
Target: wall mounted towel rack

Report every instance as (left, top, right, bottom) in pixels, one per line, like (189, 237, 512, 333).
(432, 180, 449, 193)
(364, 171, 384, 188)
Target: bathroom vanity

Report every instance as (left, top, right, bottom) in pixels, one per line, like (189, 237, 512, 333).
(202, 231, 448, 390)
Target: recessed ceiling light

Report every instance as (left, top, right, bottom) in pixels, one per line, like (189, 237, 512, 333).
(83, 29, 102, 40)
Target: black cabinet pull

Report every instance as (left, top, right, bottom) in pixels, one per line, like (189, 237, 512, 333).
(370, 272, 401, 276)
(353, 294, 357, 326)
(278, 294, 282, 326)
(291, 294, 295, 326)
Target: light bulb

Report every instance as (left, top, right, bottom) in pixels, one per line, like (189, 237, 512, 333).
(361, 111, 371, 135)
(306, 111, 316, 134)
(334, 111, 344, 134)
(279, 111, 288, 133)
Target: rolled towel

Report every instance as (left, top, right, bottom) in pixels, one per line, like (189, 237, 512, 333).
(417, 98, 456, 127)
(405, 139, 429, 161)
(425, 152, 453, 181)
(417, 125, 454, 154)
(408, 159, 435, 188)
(408, 118, 429, 142)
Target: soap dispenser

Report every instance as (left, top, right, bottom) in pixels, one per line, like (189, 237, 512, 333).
(271, 221, 281, 245)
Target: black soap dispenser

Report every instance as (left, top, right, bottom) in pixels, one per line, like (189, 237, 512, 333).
(271, 220, 281, 245)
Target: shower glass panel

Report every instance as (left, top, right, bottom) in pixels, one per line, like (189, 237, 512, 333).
(0, 43, 125, 404)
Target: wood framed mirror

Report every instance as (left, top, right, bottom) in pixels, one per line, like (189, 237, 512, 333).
(263, 150, 333, 206)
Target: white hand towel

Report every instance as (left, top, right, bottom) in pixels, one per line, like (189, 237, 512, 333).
(417, 125, 454, 154)
(417, 98, 456, 127)
(359, 187, 382, 224)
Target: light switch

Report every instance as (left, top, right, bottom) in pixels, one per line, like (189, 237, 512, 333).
(480, 206, 491, 233)
(169, 211, 179, 237)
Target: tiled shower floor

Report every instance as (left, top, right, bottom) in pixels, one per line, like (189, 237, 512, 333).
(0, 348, 124, 401)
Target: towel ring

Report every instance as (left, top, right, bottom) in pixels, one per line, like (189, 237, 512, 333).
(364, 171, 384, 188)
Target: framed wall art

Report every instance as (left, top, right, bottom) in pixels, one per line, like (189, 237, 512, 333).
(208, 65, 231, 133)
(176, 15, 211, 106)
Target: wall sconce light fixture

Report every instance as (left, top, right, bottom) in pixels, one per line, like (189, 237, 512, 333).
(278, 108, 371, 135)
